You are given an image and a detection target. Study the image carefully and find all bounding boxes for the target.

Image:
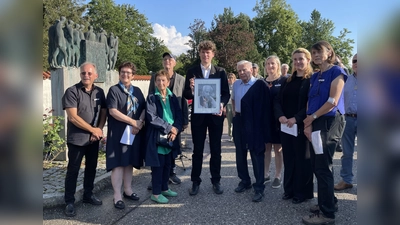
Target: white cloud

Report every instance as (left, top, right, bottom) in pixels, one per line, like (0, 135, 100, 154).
(152, 23, 191, 56)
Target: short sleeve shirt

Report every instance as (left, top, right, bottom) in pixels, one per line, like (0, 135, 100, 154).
(307, 66, 348, 116)
(62, 82, 106, 146)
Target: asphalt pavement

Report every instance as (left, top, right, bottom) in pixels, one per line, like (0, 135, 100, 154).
(43, 121, 357, 225)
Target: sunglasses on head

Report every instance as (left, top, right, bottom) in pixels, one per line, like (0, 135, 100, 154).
(352, 59, 357, 63)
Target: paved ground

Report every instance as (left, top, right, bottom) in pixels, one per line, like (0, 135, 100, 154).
(43, 121, 357, 224)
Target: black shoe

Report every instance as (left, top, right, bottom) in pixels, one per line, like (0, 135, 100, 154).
(292, 197, 305, 204)
(65, 203, 76, 217)
(114, 200, 125, 209)
(83, 195, 102, 205)
(234, 184, 252, 193)
(212, 183, 223, 194)
(123, 192, 140, 201)
(189, 183, 199, 196)
(252, 192, 264, 202)
(282, 193, 293, 200)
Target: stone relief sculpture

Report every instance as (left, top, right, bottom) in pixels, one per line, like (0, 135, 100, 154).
(51, 16, 68, 68)
(48, 17, 118, 72)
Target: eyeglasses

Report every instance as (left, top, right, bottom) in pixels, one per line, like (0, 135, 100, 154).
(352, 59, 357, 63)
(120, 71, 132, 75)
(80, 72, 93, 75)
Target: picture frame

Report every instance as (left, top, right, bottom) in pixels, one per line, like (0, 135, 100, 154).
(194, 78, 221, 114)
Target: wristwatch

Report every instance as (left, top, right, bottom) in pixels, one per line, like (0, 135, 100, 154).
(312, 114, 317, 119)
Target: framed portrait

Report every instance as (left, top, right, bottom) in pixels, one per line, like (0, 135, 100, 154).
(194, 78, 221, 114)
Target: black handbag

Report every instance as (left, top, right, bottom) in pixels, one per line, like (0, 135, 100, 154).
(156, 133, 173, 148)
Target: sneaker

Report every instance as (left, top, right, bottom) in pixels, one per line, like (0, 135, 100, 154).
(309, 203, 339, 213)
(162, 189, 178, 197)
(169, 174, 182, 185)
(151, 194, 169, 204)
(302, 212, 335, 225)
(263, 176, 271, 184)
(271, 178, 281, 188)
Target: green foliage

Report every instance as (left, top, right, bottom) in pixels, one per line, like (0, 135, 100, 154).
(299, 9, 354, 66)
(43, 109, 66, 161)
(210, 8, 261, 73)
(86, 0, 166, 74)
(253, 0, 302, 65)
(187, 19, 209, 65)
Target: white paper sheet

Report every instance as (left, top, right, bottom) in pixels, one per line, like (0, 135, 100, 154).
(280, 123, 298, 137)
(311, 130, 323, 155)
(120, 125, 135, 145)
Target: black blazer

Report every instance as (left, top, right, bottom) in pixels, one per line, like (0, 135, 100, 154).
(183, 64, 230, 126)
(274, 73, 311, 133)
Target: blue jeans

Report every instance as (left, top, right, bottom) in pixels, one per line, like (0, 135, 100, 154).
(340, 116, 357, 184)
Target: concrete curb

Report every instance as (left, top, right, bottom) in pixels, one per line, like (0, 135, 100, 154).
(43, 171, 111, 209)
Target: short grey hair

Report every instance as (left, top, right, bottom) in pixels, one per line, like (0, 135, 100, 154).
(237, 60, 252, 68)
(282, 63, 289, 69)
(80, 62, 97, 74)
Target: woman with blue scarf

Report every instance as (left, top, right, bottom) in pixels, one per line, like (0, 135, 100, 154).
(145, 70, 182, 203)
(106, 62, 146, 209)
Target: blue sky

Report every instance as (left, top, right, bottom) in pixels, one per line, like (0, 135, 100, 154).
(114, 0, 358, 57)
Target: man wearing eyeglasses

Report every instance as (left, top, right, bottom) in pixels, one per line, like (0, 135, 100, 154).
(335, 53, 358, 191)
(62, 62, 107, 217)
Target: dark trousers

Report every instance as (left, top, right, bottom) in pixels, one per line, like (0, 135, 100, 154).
(151, 151, 172, 195)
(233, 115, 265, 192)
(64, 142, 99, 204)
(311, 113, 345, 219)
(191, 116, 223, 185)
(281, 132, 313, 200)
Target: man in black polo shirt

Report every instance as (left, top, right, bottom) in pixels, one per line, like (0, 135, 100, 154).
(62, 62, 107, 217)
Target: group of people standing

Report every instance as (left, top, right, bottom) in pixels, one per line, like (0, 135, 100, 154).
(61, 39, 357, 225)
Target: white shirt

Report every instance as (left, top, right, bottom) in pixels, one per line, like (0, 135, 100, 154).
(200, 64, 211, 79)
(232, 76, 257, 113)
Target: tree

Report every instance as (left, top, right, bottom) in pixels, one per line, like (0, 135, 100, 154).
(299, 9, 354, 66)
(186, 19, 209, 66)
(86, 0, 166, 74)
(209, 8, 261, 73)
(253, 0, 302, 65)
(144, 37, 170, 74)
(43, 0, 87, 71)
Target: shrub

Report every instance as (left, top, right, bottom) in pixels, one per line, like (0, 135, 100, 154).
(43, 108, 66, 161)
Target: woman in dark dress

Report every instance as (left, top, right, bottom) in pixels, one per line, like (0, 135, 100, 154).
(264, 55, 286, 189)
(145, 70, 182, 203)
(274, 48, 314, 204)
(106, 62, 146, 209)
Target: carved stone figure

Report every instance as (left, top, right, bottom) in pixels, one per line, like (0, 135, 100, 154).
(51, 16, 68, 68)
(63, 19, 75, 67)
(72, 24, 81, 67)
(84, 25, 97, 42)
(108, 33, 118, 70)
(78, 24, 85, 41)
(48, 19, 59, 68)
